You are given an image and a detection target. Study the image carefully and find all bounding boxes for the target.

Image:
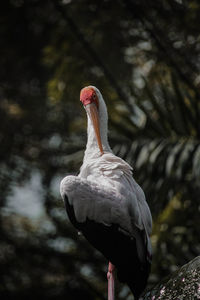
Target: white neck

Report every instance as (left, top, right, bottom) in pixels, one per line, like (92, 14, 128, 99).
(84, 116, 111, 160)
(83, 89, 112, 161)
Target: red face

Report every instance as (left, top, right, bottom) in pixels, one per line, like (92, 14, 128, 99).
(80, 87, 99, 108)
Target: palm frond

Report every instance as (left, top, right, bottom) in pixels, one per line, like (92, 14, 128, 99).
(115, 137, 199, 181)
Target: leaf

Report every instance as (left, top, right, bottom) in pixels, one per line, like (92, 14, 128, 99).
(165, 140, 185, 177)
(192, 144, 200, 180)
(175, 140, 197, 179)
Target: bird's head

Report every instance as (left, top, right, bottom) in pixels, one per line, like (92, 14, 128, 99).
(80, 86, 99, 108)
(80, 86, 104, 155)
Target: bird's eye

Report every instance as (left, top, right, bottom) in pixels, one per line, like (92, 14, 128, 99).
(93, 94, 96, 99)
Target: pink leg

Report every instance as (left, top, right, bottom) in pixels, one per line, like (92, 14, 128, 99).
(107, 262, 115, 300)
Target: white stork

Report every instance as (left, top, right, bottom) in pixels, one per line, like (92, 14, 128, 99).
(60, 86, 152, 300)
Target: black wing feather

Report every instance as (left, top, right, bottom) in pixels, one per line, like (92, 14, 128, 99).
(64, 195, 151, 298)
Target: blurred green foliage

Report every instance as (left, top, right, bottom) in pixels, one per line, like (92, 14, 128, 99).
(0, 0, 200, 299)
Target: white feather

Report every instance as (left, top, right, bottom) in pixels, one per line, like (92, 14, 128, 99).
(60, 86, 152, 259)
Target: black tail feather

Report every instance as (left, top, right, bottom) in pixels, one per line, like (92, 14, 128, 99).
(64, 195, 151, 299)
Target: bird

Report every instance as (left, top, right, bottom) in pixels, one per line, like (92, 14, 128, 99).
(60, 86, 152, 300)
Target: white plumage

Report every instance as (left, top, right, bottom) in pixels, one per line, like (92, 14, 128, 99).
(60, 86, 152, 299)
(60, 152, 152, 249)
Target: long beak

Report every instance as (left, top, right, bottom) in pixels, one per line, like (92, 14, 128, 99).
(85, 103, 104, 155)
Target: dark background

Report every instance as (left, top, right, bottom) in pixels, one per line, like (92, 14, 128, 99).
(0, 0, 200, 299)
